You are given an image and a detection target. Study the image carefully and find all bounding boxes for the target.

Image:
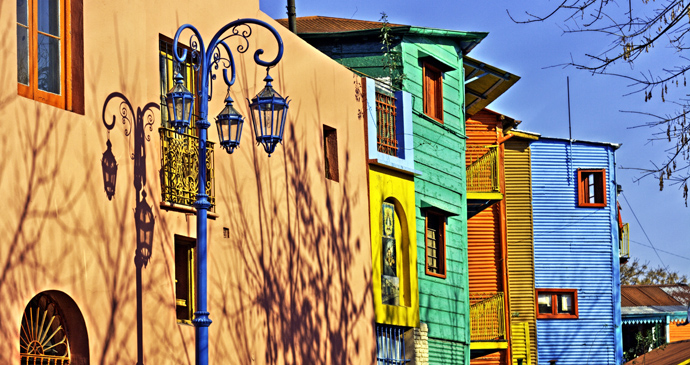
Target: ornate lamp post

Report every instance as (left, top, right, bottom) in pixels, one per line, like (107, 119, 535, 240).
(166, 19, 289, 365)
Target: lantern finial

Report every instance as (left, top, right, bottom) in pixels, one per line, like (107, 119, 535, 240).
(247, 68, 289, 157)
(215, 94, 245, 154)
(166, 72, 195, 133)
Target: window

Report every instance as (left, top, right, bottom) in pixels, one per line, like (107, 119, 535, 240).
(423, 62, 443, 123)
(536, 289, 578, 319)
(375, 324, 412, 365)
(175, 235, 195, 324)
(376, 91, 398, 156)
(425, 211, 446, 278)
(323, 125, 339, 181)
(17, 0, 84, 112)
(159, 35, 200, 133)
(577, 169, 607, 207)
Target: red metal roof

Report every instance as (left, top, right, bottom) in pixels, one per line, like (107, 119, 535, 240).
(275, 16, 406, 34)
(621, 285, 687, 307)
(624, 339, 690, 365)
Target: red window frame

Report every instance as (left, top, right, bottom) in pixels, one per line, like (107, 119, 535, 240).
(424, 210, 446, 279)
(536, 288, 578, 319)
(577, 169, 607, 207)
(423, 62, 443, 123)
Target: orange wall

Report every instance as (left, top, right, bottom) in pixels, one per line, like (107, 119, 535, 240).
(0, 1, 374, 364)
(670, 321, 690, 343)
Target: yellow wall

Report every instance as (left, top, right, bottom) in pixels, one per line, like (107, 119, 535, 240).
(369, 165, 419, 327)
(505, 138, 538, 365)
(0, 1, 375, 363)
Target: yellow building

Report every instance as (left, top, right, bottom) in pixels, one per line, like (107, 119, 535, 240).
(364, 78, 420, 360)
(0, 0, 375, 363)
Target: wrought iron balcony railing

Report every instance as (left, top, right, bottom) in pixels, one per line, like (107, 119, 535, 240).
(466, 146, 500, 193)
(160, 127, 215, 211)
(376, 91, 398, 157)
(470, 292, 506, 341)
(620, 222, 630, 257)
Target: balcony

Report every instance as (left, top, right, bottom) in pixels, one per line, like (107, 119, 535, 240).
(620, 222, 630, 262)
(376, 91, 398, 157)
(466, 146, 502, 218)
(159, 127, 215, 213)
(469, 292, 508, 359)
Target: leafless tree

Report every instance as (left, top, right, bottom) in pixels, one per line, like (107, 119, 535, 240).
(510, 0, 690, 203)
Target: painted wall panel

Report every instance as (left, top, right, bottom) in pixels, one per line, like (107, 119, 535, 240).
(402, 38, 470, 357)
(531, 139, 622, 365)
(369, 166, 420, 327)
(504, 139, 537, 365)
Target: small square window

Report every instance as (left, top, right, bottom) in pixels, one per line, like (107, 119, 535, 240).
(323, 125, 339, 182)
(578, 169, 606, 207)
(536, 289, 578, 319)
(175, 235, 195, 324)
(423, 62, 443, 123)
(425, 211, 446, 278)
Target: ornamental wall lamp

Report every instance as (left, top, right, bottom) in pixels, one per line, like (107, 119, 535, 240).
(165, 19, 289, 365)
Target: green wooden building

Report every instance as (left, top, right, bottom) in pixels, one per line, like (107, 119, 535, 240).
(277, 16, 491, 364)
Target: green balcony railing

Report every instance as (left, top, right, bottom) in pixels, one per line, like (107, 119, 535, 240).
(160, 128, 215, 211)
(470, 292, 506, 341)
(466, 146, 500, 193)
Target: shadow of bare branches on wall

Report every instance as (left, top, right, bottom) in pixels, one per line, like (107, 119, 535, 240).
(208, 67, 373, 364)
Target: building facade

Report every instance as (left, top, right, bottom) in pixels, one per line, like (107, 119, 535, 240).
(2, 1, 376, 363)
(530, 137, 623, 365)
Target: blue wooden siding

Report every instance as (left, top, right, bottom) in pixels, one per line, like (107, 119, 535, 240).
(530, 138, 623, 365)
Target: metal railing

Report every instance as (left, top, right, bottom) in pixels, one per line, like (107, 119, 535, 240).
(160, 127, 215, 211)
(466, 146, 500, 193)
(376, 91, 398, 157)
(21, 354, 70, 365)
(376, 324, 411, 365)
(470, 292, 506, 341)
(620, 223, 630, 257)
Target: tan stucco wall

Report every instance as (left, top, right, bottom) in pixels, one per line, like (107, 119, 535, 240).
(0, 0, 374, 363)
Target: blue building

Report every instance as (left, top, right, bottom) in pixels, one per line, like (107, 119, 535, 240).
(530, 137, 623, 365)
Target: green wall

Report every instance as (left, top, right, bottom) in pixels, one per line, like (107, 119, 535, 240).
(400, 36, 469, 364)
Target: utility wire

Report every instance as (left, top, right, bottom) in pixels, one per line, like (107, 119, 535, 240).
(621, 192, 667, 268)
(630, 239, 690, 262)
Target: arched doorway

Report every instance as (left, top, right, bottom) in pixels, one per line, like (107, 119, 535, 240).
(20, 291, 89, 365)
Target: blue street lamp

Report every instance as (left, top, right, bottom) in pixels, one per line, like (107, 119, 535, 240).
(166, 19, 289, 365)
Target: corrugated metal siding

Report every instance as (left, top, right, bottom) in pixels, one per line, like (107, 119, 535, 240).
(670, 322, 690, 342)
(531, 139, 620, 365)
(504, 140, 537, 365)
(511, 322, 531, 365)
(428, 337, 468, 364)
(466, 112, 503, 294)
(467, 112, 507, 365)
(468, 204, 501, 293)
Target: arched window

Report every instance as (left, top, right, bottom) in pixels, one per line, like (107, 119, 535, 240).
(20, 293, 71, 365)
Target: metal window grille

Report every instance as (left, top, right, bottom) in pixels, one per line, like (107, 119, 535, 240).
(376, 91, 398, 157)
(376, 325, 411, 365)
(159, 128, 215, 211)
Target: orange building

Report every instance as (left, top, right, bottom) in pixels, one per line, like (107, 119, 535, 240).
(0, 0, 375, 363)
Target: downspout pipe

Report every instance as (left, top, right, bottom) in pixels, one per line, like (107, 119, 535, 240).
(287, 0, 297, 33)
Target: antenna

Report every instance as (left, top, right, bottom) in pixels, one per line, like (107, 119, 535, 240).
(567, 76, 572, 141)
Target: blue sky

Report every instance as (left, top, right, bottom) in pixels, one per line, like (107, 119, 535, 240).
(260, 0, 690, 280)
